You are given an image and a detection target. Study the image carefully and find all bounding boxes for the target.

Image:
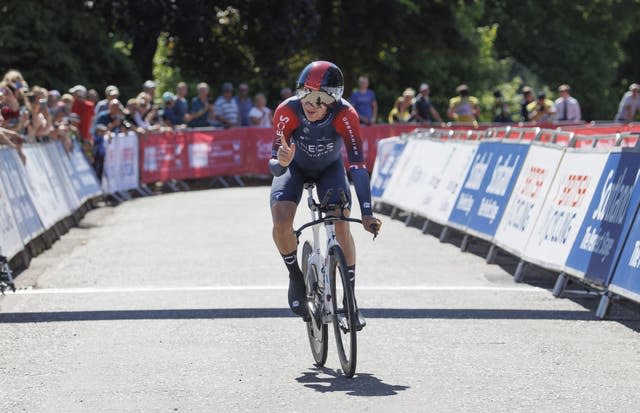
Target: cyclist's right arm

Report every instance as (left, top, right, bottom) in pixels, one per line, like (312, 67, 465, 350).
(269, 101, 299, 177)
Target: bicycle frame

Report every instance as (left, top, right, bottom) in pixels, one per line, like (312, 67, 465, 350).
(296, 184, 362, 324)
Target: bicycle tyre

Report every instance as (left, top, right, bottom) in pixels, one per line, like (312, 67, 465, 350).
(302, 241, 328, 366)
(328, 244, 357, 378)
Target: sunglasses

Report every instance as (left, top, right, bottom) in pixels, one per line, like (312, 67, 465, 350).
(297, 88, 336, 107)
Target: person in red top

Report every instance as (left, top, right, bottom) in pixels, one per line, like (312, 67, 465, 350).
(69, 85, 94, 142)
(269, 61, 382, 329)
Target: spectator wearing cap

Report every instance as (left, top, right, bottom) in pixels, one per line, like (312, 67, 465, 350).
(47, 89, 61, 115)
(234, 83, 253, 126)
(186, 82, 214, 128)
(174, 82, 189, 124)
(161, 91, 183, 128)
(143, 80, 157, 100)
(95, 99, 125, 134)
(95, 85, 119, 116)
(349, 76, 378, 125)
(69, 84, 94, 141)
(248, 93, 272, 128)
(520, 86, 535, 122)
(554, 84, 581, 122)
(447, 84, 479, 123)
(214, 82, 240, 128)
(413, 83, 442, 124)
(527, 92, 556, 123)
(614, 83, 640, 122)
(280, 87, 293, 101)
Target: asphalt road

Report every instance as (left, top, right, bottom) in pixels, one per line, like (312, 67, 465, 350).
(1, 186, 639, 412)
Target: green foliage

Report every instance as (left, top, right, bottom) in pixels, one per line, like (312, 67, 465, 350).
(0, 0, 141, 97)
(2, 0, 640, 121)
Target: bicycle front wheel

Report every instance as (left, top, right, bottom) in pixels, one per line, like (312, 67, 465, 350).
(302, 241, 328, 366)
(328, 245, 357, 378)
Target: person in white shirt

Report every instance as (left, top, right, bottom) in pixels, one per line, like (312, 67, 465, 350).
(614, 83, 640, 122)
(248, 93, 272, 128)
(554, 84, 581, 122)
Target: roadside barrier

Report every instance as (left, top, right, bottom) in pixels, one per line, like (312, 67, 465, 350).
(371, 124, 640, 318)
(0, 141, 101, 265)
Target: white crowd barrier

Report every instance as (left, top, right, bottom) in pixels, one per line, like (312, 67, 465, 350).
(370, 127, 640, 317)
(102, 132, 140, 195)
(0, 141, 101, 261)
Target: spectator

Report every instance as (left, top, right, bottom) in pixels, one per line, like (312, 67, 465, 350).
(186, 82, 214, 128)
(95, 99, 126, 134)
(132, 93, 161, 132)
(143, 80, 157, 101)
(527, 92, 556, 123)
(447, 84, 479, 123)
(0, 83, 22, 130)
(388, 88, 415, 124)
(349, 76, 378, 125)
(412, 83, 442, 124)
(492, 90, 512, 123)
(235, 82, 253, 126)
(47, 89, 61, 115)
(248, 93, 272, 127)
(69, 84, 94, 142)
(95, 85, 119, 115)
(0, 125, 26, 164)
(92, 124, 108, 180)
(554, 84, 581, 121)
(280, 87, 293, 101)
(161, 91, 183, 128)
(2, 69, 28, 91)
(214, 82, 240, 128)
(614, 83, 640, 122)
(520, 86, 535, 122)
(25, 86, 53, 139)
(174, 82, 189, 124)
(87, 89, 99, 105)
(60, 93, 74, 113)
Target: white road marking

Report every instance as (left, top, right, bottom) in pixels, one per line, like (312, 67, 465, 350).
(10, 285, 547, 295)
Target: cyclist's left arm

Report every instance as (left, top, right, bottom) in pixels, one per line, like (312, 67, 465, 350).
(334, 104, 381, 235)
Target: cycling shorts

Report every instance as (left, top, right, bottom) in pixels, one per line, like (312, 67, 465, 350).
(270, 159, 352, 210)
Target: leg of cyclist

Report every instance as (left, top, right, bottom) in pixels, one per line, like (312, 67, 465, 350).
(318, 161, 366, 330)
(270, 164, 308, 318)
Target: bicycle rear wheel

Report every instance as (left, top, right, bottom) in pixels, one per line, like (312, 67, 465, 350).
(302, 241, 328, 366)
(328, 244, 357, 378)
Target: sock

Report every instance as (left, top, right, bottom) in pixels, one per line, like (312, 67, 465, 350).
(347, 264, 358, 309)
(281, 250, 302, 278)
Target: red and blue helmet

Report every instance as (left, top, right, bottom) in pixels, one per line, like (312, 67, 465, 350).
(296, 61, 344, 105)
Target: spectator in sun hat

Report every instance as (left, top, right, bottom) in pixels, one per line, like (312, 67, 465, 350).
(413, 83, 442, 124)
(69, 84, 94, 141)
(95, 85, 120, 116)
(554, 84, 581, 122)
(143, 80, 157, 100)
(447, 84, 479, 122)
(614, 83, 640, 122)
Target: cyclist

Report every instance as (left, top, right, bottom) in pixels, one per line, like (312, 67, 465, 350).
(269, 61, 381, 330)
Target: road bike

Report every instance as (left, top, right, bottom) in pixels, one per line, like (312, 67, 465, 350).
(294, 183, 374, 378)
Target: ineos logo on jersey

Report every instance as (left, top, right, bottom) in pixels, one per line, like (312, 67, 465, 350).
(298, 141, 335, 157)
(275, 115, 290, 141)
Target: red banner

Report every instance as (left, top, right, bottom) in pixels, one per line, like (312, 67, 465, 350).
(140, 125, 418, 183)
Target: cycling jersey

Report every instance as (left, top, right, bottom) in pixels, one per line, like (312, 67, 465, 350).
(269, 97, 372, 216)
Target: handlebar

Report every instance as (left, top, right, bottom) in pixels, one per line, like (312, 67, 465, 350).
(294, 215, 363, 239)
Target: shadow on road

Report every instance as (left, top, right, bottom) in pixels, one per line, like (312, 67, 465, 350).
(295, 366, 409, 396)
(0, 307, 606, 323)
